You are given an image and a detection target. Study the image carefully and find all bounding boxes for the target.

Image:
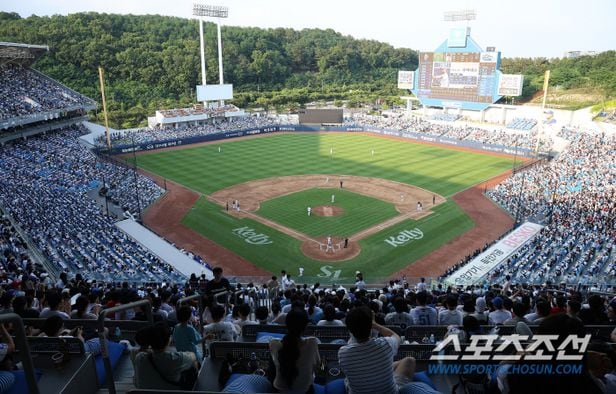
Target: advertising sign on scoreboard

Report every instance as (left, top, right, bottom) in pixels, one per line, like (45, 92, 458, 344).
(497, 74, 524, 96)
(397, 70, 415, 90)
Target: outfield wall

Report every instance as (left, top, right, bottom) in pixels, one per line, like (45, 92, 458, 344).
(103, 124, 535, 157)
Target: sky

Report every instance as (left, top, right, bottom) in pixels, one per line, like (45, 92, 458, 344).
(3, 0, 615, 58)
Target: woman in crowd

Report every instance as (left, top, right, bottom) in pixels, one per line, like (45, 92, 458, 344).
(306, 295, 323, 325)
(317, 303, 344, 326)
(270, 309, 320, 393)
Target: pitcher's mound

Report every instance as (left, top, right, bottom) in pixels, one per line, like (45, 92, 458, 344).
(312, 205, 343, 217)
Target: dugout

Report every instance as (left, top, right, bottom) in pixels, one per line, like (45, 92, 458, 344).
(298, 109, 343, 125)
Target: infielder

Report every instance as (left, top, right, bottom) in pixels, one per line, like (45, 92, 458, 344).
(307, 206, 311, 216)
(331, 194, 335, 203)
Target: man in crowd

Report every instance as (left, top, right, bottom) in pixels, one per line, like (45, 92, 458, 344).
(488, 297, 512, 325)
(410, 291, 437, 325)
(339, 305, 416, 394)
(203, 304, 239, 343)
(385, 297, 414, 329)
(437, 294, 463, 326)
(205, 267, 232, 304)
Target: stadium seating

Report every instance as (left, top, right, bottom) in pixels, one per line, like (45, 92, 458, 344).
(430, 113, 461, 122)
(0, 64, 94, 124)
(347, 113, 552, 150)
(506, 117, 537, 130)
(96, 116, 280, 147)
(0, 125, 189, 283)
(486, 127, 615, 285)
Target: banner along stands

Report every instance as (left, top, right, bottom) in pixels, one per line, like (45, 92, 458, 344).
(445, 222, 544, 286)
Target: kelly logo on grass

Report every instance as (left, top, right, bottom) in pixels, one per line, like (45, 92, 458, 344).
(232, 227, 273, 245)
(384, 228, 423, 247)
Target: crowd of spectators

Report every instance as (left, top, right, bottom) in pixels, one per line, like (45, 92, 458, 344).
(112, 269, 616, 392)
(0, 125, 188, 283)
(158, 104, 240, 118)
(0, 254, 613, 392)
(0, 64, 94, 122)
(486, 127, 615, 286)
(96, 116, 280, 147)
(506, 117, 537, 131)
(348, 113, 550, 151)
(93, 111, 550, 152)
(430, 113, 461, 122)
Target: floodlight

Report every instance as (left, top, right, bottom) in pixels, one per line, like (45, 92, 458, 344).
(443, 9, 477, 22)
(193, 4, 228, 18)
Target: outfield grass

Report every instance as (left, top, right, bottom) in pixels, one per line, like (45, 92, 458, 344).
(138, 133, 514, 282)
(136, 133, 513, 197)
(257, 188, 399, 237)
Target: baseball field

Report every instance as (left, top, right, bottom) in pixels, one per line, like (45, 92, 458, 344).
(135, 132, 517, 283)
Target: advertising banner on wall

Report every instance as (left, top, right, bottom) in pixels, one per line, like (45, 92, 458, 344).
(445, 222, 544, 285)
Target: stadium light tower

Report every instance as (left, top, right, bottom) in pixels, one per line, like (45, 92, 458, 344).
(443, 9, 477, 24)
(193, 3, 229, 106)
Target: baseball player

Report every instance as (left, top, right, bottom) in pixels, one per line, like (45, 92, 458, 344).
(326, 236, 333, 252)
(307, 206, 312, 216)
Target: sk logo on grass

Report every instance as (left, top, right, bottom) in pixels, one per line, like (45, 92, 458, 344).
(232, 227, 273, 245)
(384, 228, 423, 247)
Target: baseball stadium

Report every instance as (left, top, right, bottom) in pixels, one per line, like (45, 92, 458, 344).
(0, 2, 614, 394)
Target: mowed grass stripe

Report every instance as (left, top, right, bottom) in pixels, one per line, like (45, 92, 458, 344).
(137, 133, 514, 197)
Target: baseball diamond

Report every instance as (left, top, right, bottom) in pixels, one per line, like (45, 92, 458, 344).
(136, 132, 520, 283)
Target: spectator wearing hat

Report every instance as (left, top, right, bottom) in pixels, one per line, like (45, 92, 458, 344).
(488, 297, 511, 325)
(471, 297, 489, 324)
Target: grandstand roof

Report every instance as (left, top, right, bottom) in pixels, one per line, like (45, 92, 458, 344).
(0, 42, 49, 66)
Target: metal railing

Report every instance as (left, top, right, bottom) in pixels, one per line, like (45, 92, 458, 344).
(0, 204, 58, 280)
(98, 300, 152, 394)
(1, 313, 38, 394)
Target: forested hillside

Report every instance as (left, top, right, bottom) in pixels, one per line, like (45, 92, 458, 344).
(0, 12, 613, 127)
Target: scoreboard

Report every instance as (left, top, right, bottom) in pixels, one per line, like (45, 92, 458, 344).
(406, 29, 521, 111)
(416, 51, 500, 106)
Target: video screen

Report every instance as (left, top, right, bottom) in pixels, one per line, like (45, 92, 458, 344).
(416, 51, 499, 104)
